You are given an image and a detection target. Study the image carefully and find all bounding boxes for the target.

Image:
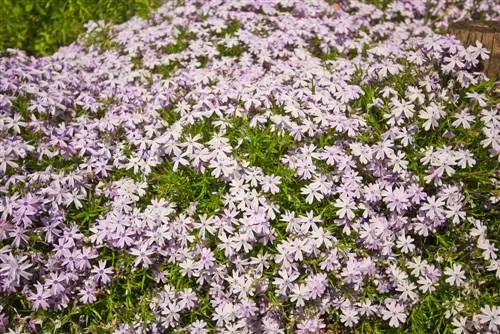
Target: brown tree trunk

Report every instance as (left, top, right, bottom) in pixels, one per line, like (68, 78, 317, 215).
(448, 20, 500, 79)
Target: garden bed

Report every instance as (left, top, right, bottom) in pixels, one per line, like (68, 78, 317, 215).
(0, 0, 499, 333)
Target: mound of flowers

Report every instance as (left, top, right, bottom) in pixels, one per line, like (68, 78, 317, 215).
(0, 0, 499, 332)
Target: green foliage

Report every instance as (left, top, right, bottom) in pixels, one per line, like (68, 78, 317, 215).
(67, 194, 108, 234)
(147, 161, 226, 214)
(0, 0, 162, 56)
(217, 43, 247, 58)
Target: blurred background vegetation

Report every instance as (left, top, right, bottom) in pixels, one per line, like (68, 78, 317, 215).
(0, 0, 162, 56)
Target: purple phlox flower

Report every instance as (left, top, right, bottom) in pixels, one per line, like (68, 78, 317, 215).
(289, 283, 310, 307)
(91, 260, 114, 285)
(296, 315, 326, 334)
(28, 282, 51, 310)
(78, 281, 98, 304)
(381, 299, 407, 327)
(130, 243, 155, 268)
(0, 253, 32, 287)
(474, 305, 500, 332)
(334, 193, 356, 220)
(340, 306, 359, 327)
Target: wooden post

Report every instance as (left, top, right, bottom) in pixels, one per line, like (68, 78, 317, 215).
(448, 21, 500, 79)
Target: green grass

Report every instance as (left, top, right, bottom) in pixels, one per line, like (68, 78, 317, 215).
(0, 0, 163, 56)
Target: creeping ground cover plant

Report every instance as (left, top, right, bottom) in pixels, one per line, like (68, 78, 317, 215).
(0, 0, 499, 332)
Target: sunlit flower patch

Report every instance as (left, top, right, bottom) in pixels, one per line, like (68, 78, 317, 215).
(0, 0, 499, 332)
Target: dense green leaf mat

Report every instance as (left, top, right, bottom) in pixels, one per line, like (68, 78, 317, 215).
(0, 0, 162, 56)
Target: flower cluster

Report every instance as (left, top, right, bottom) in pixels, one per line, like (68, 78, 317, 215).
(0, 0, 499, 332)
